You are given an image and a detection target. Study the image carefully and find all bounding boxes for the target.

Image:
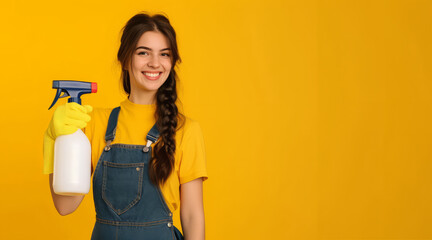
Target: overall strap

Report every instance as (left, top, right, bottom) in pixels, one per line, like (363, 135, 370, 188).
(143, 123, 160, 152)
(103, 106, 160, 152)
(105, 107, 121, 143)
(147, 123, 160, 143)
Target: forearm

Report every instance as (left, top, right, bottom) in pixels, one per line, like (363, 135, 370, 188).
(181, 212, 205, 240)
(45, 133, 84, 215)
(49, 173, 84, 216)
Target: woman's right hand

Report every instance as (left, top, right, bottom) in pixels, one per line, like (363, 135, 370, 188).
(46, 102, 93, 140)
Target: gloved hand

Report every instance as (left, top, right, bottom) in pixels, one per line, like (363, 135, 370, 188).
(43, 102, 93, 174)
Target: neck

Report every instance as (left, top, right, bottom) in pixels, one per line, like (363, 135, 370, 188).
(129, 89, 157, 105)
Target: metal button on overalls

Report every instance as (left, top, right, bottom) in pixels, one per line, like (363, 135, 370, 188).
(90, 106, 184, 240)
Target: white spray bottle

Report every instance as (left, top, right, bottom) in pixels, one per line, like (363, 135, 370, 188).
(48, 80, 97, 196)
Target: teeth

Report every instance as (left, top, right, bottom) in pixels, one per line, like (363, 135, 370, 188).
(144, 72, 160, 77)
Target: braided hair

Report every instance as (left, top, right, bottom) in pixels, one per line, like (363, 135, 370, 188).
(117, 12, 185, 186)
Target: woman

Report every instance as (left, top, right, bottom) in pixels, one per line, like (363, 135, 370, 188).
(43, 12, 208, 240)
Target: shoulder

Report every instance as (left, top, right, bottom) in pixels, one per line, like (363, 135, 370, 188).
(86, 106, 117, 131)
(88, 106, 118, 124)
(176, 116, 204, 148)
(183, 117, 202, 135)
(92, 107, 115, 118)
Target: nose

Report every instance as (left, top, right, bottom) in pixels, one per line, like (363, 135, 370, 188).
(147, 55, 160, 68)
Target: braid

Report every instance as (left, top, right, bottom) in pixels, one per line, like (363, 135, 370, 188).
(149, 71, 180, 186)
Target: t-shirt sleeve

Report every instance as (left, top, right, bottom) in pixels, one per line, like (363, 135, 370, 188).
(83, 108, 94, 142)
(179, 120, 209, 184)
(83, 107, 112, 177)
(83, 108, 95, 175)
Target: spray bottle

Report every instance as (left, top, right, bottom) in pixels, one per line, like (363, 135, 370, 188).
(48, 80, 97, 196)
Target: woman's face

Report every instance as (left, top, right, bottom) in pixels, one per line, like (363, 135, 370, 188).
(128, 31, 173, 95)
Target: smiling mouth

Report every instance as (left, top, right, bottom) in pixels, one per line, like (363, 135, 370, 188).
(142, 71, 162, 77)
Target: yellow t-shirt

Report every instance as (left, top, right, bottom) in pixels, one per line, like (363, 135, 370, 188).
(84, 97, 208, 213)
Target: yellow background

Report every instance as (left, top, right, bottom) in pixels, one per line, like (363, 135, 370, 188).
(0, 0, 431, 239)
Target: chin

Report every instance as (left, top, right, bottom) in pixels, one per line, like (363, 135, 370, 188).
(139, 83, 162, 92)
(134, 77, 167, 92)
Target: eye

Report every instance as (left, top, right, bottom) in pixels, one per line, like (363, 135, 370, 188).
(138, 52, 148, 55)
(162, 53, 170, 57)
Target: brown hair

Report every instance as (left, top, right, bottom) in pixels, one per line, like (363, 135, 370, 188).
(117, 12, 185, 186)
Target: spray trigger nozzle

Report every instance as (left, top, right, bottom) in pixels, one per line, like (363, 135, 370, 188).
(48, 80, 97, 110)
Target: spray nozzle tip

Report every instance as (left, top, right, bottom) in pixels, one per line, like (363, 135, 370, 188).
(91, 82, 97, 93)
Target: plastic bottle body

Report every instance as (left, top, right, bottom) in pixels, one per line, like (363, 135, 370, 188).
(53, 129, 91, 196)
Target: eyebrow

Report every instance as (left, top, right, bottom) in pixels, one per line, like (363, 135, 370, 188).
(136, 46, 171, 51)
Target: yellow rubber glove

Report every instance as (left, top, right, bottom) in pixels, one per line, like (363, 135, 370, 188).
(43, 102, 93, 174)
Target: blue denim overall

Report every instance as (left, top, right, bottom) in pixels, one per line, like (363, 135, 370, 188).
(91, 107, 184, 240)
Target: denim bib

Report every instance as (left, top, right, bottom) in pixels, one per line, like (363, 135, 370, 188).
(91, 106, 183, 240)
